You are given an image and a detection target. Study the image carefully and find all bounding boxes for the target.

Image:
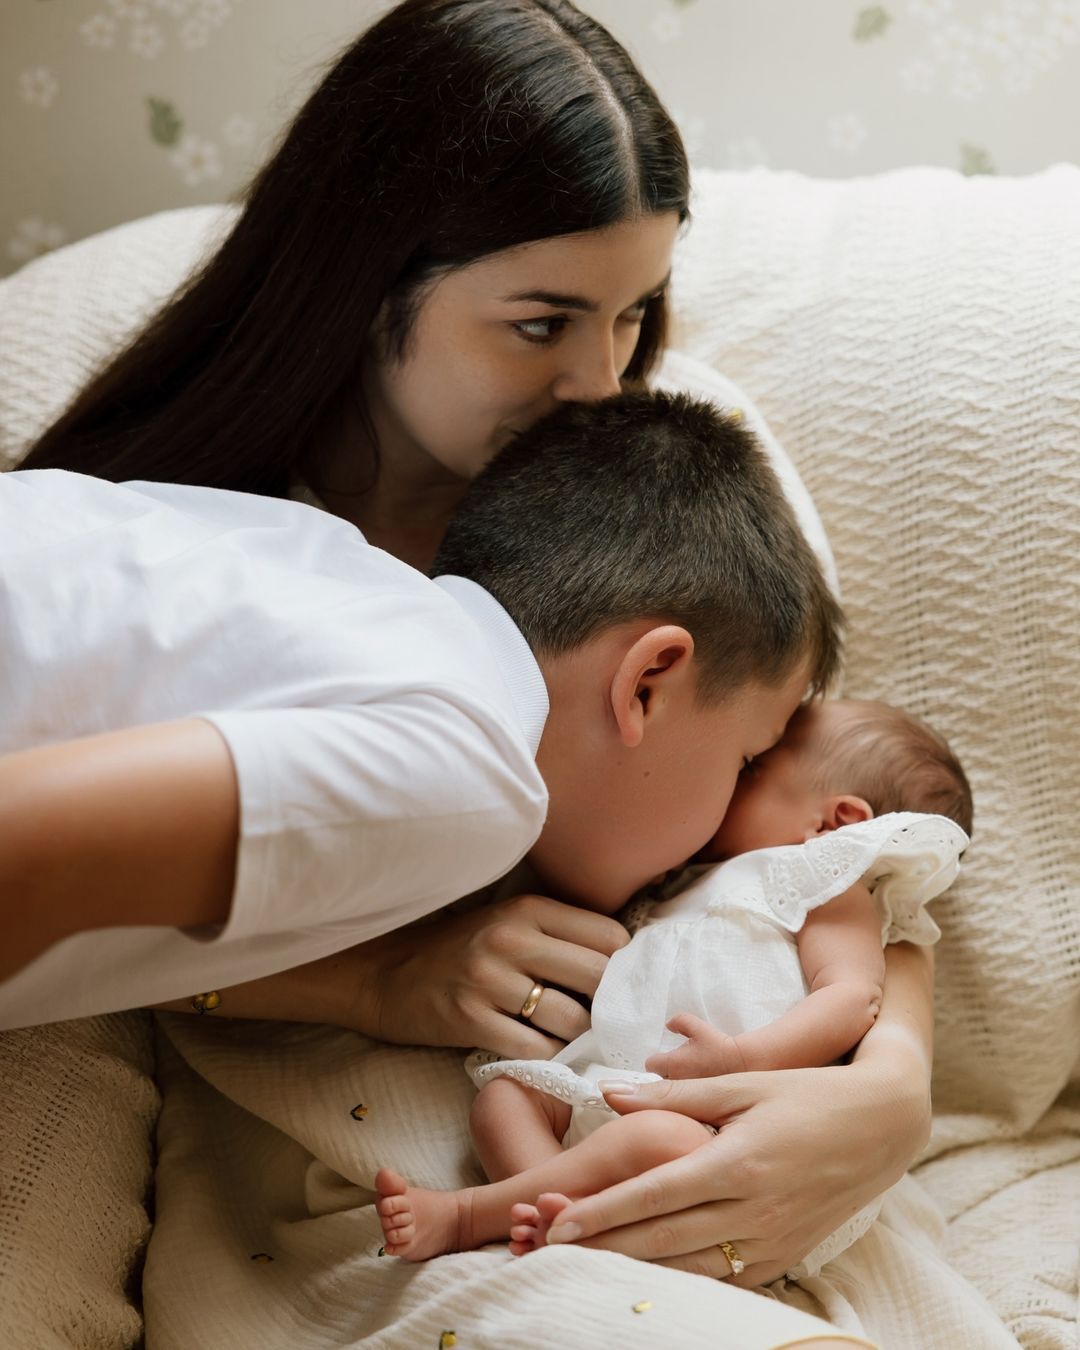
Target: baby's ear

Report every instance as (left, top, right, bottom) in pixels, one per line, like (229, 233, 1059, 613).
(819, 794, 873, 832)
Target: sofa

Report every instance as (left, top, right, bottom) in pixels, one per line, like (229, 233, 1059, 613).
(0, 166, 1077, 1348)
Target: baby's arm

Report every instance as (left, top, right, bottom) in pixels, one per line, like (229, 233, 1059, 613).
(646, 881, 886, 1077)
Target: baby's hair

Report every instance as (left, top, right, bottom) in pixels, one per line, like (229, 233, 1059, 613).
(804, 698, 973, 835)
(433, 390, 844, 703)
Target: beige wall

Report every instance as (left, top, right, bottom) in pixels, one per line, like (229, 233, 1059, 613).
(3, 0, 1079, 275)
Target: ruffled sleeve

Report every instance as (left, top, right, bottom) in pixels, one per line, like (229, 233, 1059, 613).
(743, 811, 968, 944)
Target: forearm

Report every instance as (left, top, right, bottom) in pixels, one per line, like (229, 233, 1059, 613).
(854, 941, 934, 1072)
(154, 943, 379, 1031)
(0, 720, 238, 982)
(731, 980, 882, 1072)
(849, 941, 935, 1154)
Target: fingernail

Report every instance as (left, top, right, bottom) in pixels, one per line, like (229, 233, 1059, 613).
(546, 1222, 582, 1243)
(597, 1079, 638, 1095)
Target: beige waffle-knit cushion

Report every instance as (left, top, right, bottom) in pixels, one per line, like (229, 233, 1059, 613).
(672, 164, 1080, 1346)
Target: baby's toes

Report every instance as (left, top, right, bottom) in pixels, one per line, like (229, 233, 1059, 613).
(510, 1202, 541, 1225)
(376, 1193, 411, 1219)
(535, 1192, 572, 1224)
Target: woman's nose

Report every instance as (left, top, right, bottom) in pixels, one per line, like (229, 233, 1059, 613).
(551, 336, 623, 403)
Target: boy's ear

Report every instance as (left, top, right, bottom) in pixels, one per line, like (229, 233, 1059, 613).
(816, 794, 874, 833)
(610, 625, 695, 749)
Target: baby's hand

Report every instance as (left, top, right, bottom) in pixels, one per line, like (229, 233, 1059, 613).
(645, 1014, 748, 1078)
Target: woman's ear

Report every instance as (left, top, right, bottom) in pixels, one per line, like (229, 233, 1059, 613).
(610, 625, 695, 749)
(816, 795, 874, 833)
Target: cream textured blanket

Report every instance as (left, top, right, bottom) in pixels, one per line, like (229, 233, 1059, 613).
(1, 166, 1078, 1349)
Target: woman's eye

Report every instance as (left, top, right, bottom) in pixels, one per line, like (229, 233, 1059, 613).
(512, 316, 568, 344)
(621, 299, 649, 323)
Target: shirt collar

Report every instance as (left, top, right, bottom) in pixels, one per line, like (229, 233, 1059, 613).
(432, 575, 549, 756)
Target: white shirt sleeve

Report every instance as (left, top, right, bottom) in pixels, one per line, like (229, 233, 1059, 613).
(204, 690, 548, 944)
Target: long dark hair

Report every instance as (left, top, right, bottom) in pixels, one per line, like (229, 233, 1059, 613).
(21, 0, 689, 496)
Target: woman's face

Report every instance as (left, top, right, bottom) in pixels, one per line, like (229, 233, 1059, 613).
(364, 212, 680, 483)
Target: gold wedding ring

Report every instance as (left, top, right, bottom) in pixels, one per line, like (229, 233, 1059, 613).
(519, 981, 545, 1021)
(718, 1240, 746, 1276)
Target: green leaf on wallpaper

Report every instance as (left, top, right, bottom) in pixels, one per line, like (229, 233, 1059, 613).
(671, 0, 697, 7)
(854, 6, 891, 41)
(960, 143, 995, 176)
(147, 97, 183, 148)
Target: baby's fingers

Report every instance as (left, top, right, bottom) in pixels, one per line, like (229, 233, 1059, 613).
(665, 1012, 712, 1040)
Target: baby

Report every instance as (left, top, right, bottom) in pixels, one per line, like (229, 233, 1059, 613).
(375, 697, 972, 1270)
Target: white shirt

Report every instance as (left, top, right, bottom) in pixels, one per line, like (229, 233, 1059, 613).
(0, 470, 549, 1028)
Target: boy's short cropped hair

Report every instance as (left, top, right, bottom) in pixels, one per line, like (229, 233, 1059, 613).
(433, 390, 844, 702)
(804, 699, 974, 835)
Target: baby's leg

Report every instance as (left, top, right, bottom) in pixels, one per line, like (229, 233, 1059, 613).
(470, 1076, 571, 1180)
(375, 1108, 712, 1261)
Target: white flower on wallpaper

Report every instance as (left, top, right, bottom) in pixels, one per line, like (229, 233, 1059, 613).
(950, 65, 984, 98)
(1047, 0, 1080, 42)
(80, 14, 118, 49)
(725, 136, 770, 170)
(110, 0, 149, 19)
(130, 22, 166, 59)
(18, 67, 59, 109)
(222, 113, 256, 150)
(200, 0, 234, 24)
(828, 113, 868, 154)
(8, 217, 66, 265)
(930, 21, 976, 62)
(979, 12, 1023, 58)
(78, 0, 237, 57)
(170, 133, 223, 186)
(908, 0, 955, 22)
(900, 55, 936, 91)
(902, 0, 1080, 97)
(180, 17, 212, 48)
(650, 11, 684, 45)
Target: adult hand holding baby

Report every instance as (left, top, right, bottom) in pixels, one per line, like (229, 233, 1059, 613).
(539, 942, 934, 1286)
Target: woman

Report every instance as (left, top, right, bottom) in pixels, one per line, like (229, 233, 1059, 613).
(17, 0, 931, 1321)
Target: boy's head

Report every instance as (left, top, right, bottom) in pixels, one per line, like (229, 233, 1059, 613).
(703, 697, 974, 863)
(433, 390, 844, 909)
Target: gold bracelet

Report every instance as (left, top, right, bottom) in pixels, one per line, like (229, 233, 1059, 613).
(191, 990, 222, 1014)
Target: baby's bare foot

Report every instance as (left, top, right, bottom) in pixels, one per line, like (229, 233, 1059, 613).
(508, 1192, 573, 1256)
(508, 1201, 542, 1256)
(374, 1166, 473, 1261)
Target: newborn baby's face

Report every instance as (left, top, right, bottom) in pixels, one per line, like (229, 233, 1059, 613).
(698, 706, 825, 862)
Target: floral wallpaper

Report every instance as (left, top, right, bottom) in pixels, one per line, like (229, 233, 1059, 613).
(3, 0, 1079, 275)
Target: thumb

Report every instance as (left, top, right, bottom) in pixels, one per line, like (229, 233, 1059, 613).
(666, 1012, 710, 1039)
(598, 1073, 754, 1125)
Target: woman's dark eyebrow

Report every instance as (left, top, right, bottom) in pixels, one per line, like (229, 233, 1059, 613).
(501, 272, 671, 311)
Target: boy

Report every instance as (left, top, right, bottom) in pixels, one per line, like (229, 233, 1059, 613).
(0, 391, 841, 1028)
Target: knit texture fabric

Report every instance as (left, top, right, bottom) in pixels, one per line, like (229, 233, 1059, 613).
(1, 168, 1078, 1347)
(0, 1014, 158, 1350)
(672, 165, 1080, 1347)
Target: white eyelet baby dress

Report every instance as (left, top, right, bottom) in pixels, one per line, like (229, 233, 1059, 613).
(467, 811, 968, 1277)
